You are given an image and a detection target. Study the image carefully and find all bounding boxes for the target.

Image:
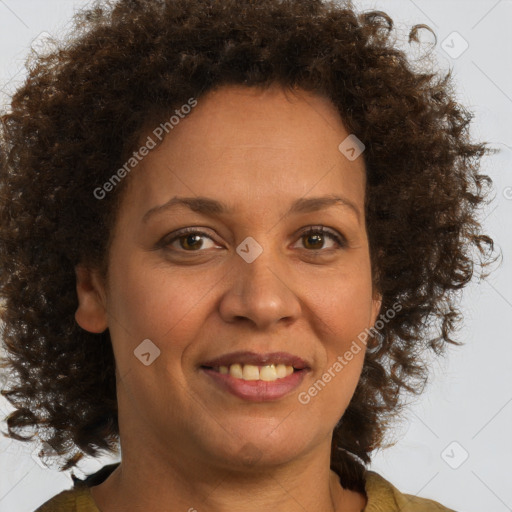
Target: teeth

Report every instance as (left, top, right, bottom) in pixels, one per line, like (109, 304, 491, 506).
(260, 364, 277, 381)
(230, 363, 243, 379)
(276, 364, 288, 378)
(242, 364, 260, 380)
(216, 363, 296, 381)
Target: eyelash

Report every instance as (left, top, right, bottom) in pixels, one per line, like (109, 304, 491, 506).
(162, 226, 347, 253)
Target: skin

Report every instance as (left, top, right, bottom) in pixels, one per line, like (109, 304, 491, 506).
(75, 83, 382, 511)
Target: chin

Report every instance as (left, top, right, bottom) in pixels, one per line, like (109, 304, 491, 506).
(206, 430, 314, 470)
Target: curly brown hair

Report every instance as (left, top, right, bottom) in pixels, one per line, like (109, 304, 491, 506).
(0, 0, 495, 493)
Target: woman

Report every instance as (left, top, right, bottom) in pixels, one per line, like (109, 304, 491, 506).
(0, 0, 494, 510)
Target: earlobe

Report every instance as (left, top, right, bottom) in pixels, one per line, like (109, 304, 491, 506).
(371, 293, 383, 326)
(74, 265, 108, 333)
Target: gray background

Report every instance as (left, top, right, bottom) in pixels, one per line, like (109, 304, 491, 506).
(0, 1, 510, 511)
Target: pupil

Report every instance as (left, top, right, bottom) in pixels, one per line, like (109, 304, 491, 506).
(183, 234, 202, 250)
(306, 234, 323, 249)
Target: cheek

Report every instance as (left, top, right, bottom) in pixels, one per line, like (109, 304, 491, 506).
(300, 278, 371, 421)
(105, 253, 210, 356)
(309, 266, 375, 344)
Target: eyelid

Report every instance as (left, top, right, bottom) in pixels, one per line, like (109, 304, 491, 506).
(161, 225, 347, 252)
(161, 227, 220, 250)
(294, 225, 347, 249)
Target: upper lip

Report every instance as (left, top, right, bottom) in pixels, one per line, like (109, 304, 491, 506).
(201, 351, 310, 370)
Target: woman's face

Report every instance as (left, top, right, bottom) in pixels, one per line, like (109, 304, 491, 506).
(76, 84, 381, 471)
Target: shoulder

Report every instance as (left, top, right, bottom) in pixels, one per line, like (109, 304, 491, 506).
(364, 471, 457, 512)
(35, 463, 119, 511)
(34, 487, 98, 512)
(36, 465, 456, 512)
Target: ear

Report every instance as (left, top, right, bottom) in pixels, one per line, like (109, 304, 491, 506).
(74, 265, 108, 333)
(370, 291, 382, 327)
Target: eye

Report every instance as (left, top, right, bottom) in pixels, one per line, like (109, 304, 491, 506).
(294, 226, 346, 251)
(164, 228, 220, 252)
(161, 225, 346, 254)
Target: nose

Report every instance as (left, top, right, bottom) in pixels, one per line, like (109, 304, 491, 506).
(218, 245, 302, 330)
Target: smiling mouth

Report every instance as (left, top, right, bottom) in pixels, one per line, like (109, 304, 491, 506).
(200, 351, 310, 401)
(202, 363, 297, 382)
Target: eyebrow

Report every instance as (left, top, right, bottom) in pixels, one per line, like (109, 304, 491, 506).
(142, 194, 361, 224)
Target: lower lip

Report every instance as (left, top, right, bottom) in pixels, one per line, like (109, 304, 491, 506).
(201, 368, 308, 402)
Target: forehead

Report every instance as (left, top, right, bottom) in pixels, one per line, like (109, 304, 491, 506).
(163, 84, 353, 153)
(120, 84, 366, 220)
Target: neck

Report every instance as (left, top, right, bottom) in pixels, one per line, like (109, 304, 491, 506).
(89, 444, 366, 512)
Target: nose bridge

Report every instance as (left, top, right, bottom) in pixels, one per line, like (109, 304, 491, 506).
(219, 238, 301, 328)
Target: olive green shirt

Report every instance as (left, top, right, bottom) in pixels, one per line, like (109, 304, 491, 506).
(35, 464, 456, 511)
